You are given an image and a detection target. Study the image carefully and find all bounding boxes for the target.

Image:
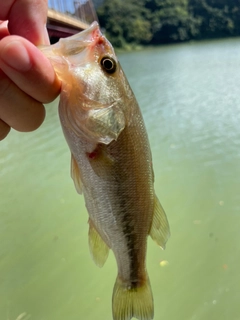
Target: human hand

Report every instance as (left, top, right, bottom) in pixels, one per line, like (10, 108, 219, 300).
(0, 0, 61, 141)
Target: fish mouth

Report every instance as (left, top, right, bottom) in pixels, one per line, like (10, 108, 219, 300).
(41, 22, 104, 58)
(40, 20, 115, 67)
(40, 21, 108, 75)
(56, 21, 114, 67)
(57, 21, 106, 55)
(61, 21, 103, 46)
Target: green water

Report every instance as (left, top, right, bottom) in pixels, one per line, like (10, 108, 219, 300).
(1, 38, 240, 320)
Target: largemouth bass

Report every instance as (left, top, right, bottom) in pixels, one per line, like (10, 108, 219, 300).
(41, 22, 170, 320)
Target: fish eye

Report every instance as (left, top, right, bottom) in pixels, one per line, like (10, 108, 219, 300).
(100, 57, 117, 74)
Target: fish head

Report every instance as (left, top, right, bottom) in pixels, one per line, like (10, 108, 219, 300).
(41, 22, 134, 144)
(42, 22, 133, 106)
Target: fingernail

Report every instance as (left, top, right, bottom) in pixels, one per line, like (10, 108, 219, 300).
(0, 40, 32, 72)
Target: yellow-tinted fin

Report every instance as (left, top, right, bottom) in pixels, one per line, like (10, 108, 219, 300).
(88, 220, 109, 268)
(150, 195, 170, 249)
(112, 275, 154, 320)
(71, 154, 82, 194)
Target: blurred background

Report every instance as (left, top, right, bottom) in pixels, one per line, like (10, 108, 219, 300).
(1, 1, 240, 319)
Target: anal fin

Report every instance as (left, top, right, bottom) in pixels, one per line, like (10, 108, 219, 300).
(71, 154, 82, 194)
(88, 219, 109, 267)
(149, 195, 170, 249)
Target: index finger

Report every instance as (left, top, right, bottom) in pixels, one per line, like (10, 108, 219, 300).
(0, 0, 49, 45)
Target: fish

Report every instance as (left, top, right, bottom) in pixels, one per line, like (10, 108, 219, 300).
(41, 22, 170, 320)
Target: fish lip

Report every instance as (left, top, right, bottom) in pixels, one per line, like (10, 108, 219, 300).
(40, 22, 104, 68)
(70, 21, 100, 40)
(41, 21, 112, 66)
(59, 21, 103, 47)
(49, 21, 107, 62)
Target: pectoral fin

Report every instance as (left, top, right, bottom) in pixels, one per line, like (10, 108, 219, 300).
(86, 143, 115, 179)
(149, 195, 170, 249)
(88, 219, 109, 267)
(71, 154, 82, 194)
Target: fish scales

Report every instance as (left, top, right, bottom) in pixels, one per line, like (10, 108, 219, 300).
(41, 22, 170, 320)
(64, 102, 153, 282)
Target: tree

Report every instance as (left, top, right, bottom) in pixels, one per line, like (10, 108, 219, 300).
(146, 0, 201, 43)
(97, 0, 240, 47)
(98, 0, 152, 47)
(189, 0, 235, 38)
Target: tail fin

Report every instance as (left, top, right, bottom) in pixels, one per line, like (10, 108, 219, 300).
(112, 276, 154, 320)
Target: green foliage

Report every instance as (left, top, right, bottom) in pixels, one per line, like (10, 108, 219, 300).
(97, 0, 240, 47)
(147, 0, 201, 43)
(189, 0, 234, 38)
(97, 0, 152, 48)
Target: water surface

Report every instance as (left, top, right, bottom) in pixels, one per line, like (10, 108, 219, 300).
(1, 38, 240, 320)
